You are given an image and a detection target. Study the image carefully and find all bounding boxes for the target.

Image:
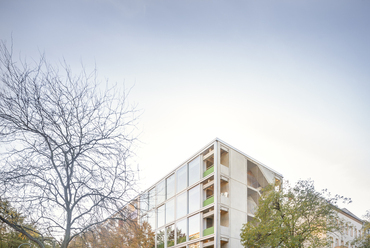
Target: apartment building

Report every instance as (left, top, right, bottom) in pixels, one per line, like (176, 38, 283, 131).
(135, 138, 283, 248)
(329, 208, 364, 248)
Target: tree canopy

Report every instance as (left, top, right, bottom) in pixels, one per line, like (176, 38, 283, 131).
(0, 41, 138, 248)
(352, 210, 370, 248)
(69, 220, 154, 248)
(240, 179, 349, 248)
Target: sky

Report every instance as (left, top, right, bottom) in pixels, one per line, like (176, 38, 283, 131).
(1, 0, 369, 218)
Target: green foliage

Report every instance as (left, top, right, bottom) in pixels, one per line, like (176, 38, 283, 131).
(240, 179, 348, 248)
(69, 220, 155, 248)
(0, 199, 38, 248)
(352, 210, 370, 248)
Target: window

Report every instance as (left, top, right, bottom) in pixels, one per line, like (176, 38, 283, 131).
(140, 213, 148, 225)
(157, 180, 166, 204)
(351, 227, 353, 237)
(140, 192, 149, 211)
(148, 210, 155, 229)
(335, 238, 339, 246)
(189, 242, 200, 248)
(166, 174, 175, 199)
(188, 213, 200, 240)
(166, 199, 175, 224)
(177, 165, 187, 193)
(188, 185, 200, 214)
(157, 205, 165, 228)
(148, 188, 155, 209)
(157, 228, 165, 248)
(166, 224, 175, 247)
(188, 157, 200, 186)
(176, 218, 187, 244)
(176, 191, 187, 219)
(355, 228, 357, 238)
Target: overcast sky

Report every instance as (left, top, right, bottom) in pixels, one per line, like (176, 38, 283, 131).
(1, 0, 369, 218)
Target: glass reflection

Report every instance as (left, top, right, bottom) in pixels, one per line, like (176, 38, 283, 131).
(166, 199, 174, 224)
(166, 224, 175, 247)
(188, 157, 200, 186)
(176, 165, 187, 193)
(148, 188, 155, 210)
(176, 191, 187, 219)
(157, 205, 165, 228)
(147, 210, 155, 230)
(157, 228, 165, 248)
(176, 218, 187, 244)
(166, 174, 175, 199)
(188, 185, 200, 214)
(188, 213, 200, 240)
(157, 180, 166, 204)
(189, 242, 200, 248)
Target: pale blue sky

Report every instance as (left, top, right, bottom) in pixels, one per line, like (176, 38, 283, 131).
(1, 0, 369, 217)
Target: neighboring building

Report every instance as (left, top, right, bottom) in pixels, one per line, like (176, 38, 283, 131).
(328, 208, 364, 248)
(135, 138, 283, 248)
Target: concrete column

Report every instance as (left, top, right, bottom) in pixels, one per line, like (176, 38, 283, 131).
(214, 141, 220, 247)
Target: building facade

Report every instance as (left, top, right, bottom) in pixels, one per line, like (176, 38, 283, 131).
(136, 138, 283, 248)
(328, 208, 364, 248)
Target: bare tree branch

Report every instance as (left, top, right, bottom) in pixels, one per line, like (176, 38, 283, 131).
(0, 40, 140, 248)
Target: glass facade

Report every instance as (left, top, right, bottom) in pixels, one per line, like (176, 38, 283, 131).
(157, 205, 165, 228)
(149, 188, 155, 210)
(148, 210, 155, 229)
(139, 147, 218, 248)
(188, 213, 200, 240)
(176, 164, 187, 193)
(166, 199, 174, 224)
(176, 191, 187, 219)
(176, 218, 187, 244)
(189, 242, 200, 248)
(157, 228, 165, 248)
(157, 180, 166, 204)
(188, 185, 200, 214)
(166, 224, 175, 247)
(188, 157, 200, 186)
(166, 174, 175, 199)
(133, 143, 283, 248)
(141, 191, 149, 211)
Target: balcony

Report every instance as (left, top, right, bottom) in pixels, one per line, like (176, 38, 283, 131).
(203, 166, 214, 177)
(221, 164, 229, 175)
(247, 174, 261, 189)
(247, 198, 258, 215)
(220, 194, 229, 205)
(203, 195, 214, 207)
(221, 226, 229, 236)
(203, 226, 214, 236)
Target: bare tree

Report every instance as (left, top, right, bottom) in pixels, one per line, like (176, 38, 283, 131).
(0, 41, 139, 248)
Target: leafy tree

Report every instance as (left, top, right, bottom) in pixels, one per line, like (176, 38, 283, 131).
(0, 198, 44, 248)
(352, 210, 370, 248)
(0, 41, 138, 248)
(69, 220, 155, 248)
(240, 179, 349, 248)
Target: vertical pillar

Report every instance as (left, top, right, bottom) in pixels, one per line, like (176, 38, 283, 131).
(214, 140, 220, 247)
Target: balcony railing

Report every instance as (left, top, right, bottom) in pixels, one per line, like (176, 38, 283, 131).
(203, 166, 214, 177)
(203, 226, 214, 236)
(203, 195, 214, 207)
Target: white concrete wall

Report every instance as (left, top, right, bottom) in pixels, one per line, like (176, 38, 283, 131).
(328, 210, 363, 247)
(218, 144, 281, 248)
